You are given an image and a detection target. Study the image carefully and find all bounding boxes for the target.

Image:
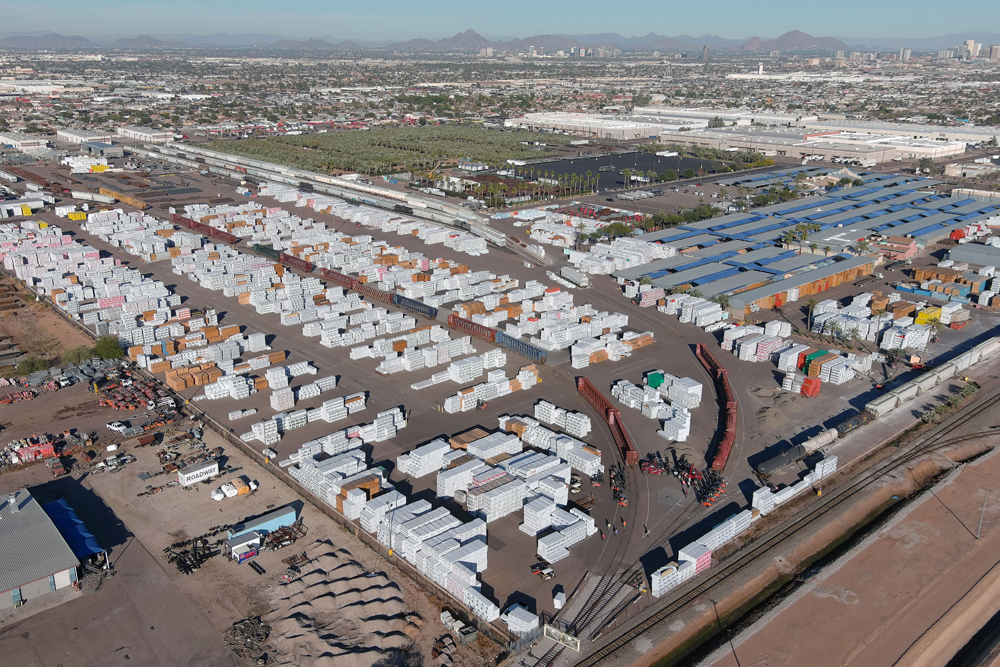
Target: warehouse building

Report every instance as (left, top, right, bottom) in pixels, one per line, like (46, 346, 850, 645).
(0, 490, 81, 611)
(801, 119, 999, 145)
(0, 132, 49, 151)
(56, 129, 114, 144)
(659, 126, 966, 164)
(631, 106, 815, 127)
(946, 243, 1000, 267)
(504, 113, 698, 140)
(617, 174, 1000, 315)
(81, 142, 125, 158)
(116, 126, 173, 143)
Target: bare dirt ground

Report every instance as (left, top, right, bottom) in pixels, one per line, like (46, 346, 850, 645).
(0, 382, 115, 444)
(0, 282, 93, 363)
(701, 439, 1000, 667)
(0, 427, 491, 667)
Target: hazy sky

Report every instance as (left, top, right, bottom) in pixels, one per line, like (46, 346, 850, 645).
(3, 0, 998, 40)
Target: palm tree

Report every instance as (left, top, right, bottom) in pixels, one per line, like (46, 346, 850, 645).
(806, 297, 818, 331)
(623, 168, 632, 189)
(585, 169, 593, 193)
(824, 245, 831, 257)
(809, 242, 818, 255)
(923, 316, 943, 364)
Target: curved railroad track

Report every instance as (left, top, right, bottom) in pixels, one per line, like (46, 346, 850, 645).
(571, 390, 1000, 667)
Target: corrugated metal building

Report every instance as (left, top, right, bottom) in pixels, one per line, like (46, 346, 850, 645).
(0, 490, 80, 610)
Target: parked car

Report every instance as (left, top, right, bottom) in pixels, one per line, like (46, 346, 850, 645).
(106, 421, 129, 433)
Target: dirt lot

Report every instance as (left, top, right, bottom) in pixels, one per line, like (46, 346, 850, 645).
(0, 381, 120, 445)
(0, 278, 94, 362)
(0, 426, 485, 667)
(703, 438, 1000, 667)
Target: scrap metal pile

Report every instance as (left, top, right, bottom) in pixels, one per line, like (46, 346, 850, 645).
(224, 616, 274, 665)
(263, 521, 307, 551)
(95, 374, 170, 411)
(0, 390, 34, 404)
(165, 538, 221, 575)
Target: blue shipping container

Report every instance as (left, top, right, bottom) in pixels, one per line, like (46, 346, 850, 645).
(950, 295, 971, 303)
(495, 331, 547, 364)
(896, 285, 915, 293)
(227, 506, 297, 539)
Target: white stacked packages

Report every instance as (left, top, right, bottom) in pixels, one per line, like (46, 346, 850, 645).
(296, 382, 322, 401)
(656, 405, 692, 442)
(533, 400, 591, 437)
(265, 366, 289, 389)
(536, 508, 598, 562)
(505, 606, 540, 636)
(398, 439, 451, 478)
(665, 376, 702, 409)
(764, 320, 793, 338)
(228, 408, 257, 421)
(720, 324, 764, 351)
(270, 386, 295, 411)
(777, 344, 810, 372)
(753, 455, 838, 516)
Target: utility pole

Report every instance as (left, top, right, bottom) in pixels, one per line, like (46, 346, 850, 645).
(978, 491, 989, 539)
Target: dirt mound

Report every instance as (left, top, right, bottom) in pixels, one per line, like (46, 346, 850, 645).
(756, 406, 790, 431)
(266, 539, 423, 667)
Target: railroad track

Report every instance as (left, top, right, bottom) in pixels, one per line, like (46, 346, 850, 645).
(571, 390, 1000, 667)
(530, 645, 565, 667)
(566, 461, 644, 637)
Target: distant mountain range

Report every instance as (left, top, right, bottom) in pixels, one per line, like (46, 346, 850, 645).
(0, 29, 995, 53)
(386, 29, 849, 53)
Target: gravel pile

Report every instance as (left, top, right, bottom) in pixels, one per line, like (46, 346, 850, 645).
(265, 539, 425, 667)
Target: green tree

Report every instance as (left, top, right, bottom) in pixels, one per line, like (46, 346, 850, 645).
(806, 297, 818, 331)
(661, 169, 678, 181)
(603, 222, 633, 237)
(708, 116, 725, 128)
(682, 168, 696, 179)
(95, 336, 125, 360)
(63, 345, 95, 365)
(16, 357, 50, 375)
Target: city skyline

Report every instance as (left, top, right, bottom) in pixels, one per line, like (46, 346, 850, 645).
(2, 0, 999, 42)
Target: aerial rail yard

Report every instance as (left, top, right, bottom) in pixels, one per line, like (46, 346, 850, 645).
(4, 143, 1000, 667)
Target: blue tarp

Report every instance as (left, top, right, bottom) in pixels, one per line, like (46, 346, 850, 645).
(42, 498, 104, 559)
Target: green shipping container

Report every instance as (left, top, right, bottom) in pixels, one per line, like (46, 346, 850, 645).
(804, 350, 827, 364)
(647, 372, 664, 388)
